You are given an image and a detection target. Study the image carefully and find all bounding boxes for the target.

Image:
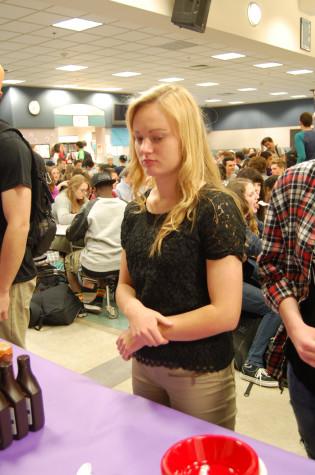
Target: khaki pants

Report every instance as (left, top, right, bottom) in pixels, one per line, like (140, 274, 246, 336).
(132, 359, 236, 430)
(0, 278, 36, 348)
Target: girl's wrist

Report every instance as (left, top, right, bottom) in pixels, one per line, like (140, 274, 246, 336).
(124, 299, 144, 320)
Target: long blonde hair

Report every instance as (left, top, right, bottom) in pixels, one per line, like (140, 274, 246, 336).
(66, 174, 90, 213)
(126, 84, 226, 255)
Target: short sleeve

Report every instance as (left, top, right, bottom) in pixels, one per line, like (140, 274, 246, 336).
(0, 134, 32, 192)
(198, 191, 245, 261)
(121, 201, 138, 249)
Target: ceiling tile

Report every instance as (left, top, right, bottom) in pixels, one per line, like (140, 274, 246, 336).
(22, 11, 69, 25)
(0, 30, 20, 40)
(116, 42, 146, 52)
(0, 0, 314, 107)
(9, 34, 49, 45)
(45, 6, 87, 16)
(4, 0, 52, 9)
(0, 4, 36, 19)
(89, 37, 125, 48)
(115, 31, 151, 42)
(2, 20, 43, 33)
(85, 24, 128, 37)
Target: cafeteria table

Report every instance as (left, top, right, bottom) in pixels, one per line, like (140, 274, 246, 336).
(1, 345, 314, 474)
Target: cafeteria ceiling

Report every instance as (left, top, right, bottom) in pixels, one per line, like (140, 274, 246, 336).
(1, 0, 315, 107)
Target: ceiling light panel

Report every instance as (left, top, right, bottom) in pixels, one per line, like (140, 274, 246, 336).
(158, 77, 184, 83)
(212, 52, 246, 60)
(52, 18, 102, 31)
(205, 99, 222, 103)
(56, 65, 88, 71)
(237, 88, 257, 91)
(286, 69, 313, 75)
(228, 101, 244, 104)
(196, 82, 219, 86)
(269, 92, 288, 95)
(291, 95, 307, 98)
(112, 71, 141, 77)
(254, 62, 282, 68)
(3, 79, 25, 84)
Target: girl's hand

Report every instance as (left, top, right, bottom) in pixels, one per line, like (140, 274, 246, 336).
(116, 330, 142, 360)
(126, 301, 173, 347)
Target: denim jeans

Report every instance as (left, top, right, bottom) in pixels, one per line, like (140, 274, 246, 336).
(242, 282, 281, 367)
(287, 363, 315, 459)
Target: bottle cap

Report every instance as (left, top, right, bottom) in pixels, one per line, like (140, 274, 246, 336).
(0, 341, 13, 363)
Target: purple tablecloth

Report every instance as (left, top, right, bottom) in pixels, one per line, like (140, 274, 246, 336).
(0, 346, 314, 474)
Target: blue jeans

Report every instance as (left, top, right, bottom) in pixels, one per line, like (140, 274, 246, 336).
(287, 363, 315, 459)
(242, 282, 281, 367)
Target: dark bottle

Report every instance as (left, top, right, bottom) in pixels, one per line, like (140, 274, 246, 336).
(16, 355, 45, 431)
(0, 362, 29, 440)
(0, 390, 13, 449)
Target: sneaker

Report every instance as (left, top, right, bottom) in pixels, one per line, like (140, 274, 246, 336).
(240, 363, 278, 388)
(84, 302, 102, 314)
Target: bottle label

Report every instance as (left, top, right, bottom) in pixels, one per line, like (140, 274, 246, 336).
(9, 407, 17, 436)
(25, 397, 33, 426)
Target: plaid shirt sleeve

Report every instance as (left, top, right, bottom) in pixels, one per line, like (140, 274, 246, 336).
(258, 172, 298, 312)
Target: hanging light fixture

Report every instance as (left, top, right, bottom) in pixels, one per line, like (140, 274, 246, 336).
(247, 2, 262, 26)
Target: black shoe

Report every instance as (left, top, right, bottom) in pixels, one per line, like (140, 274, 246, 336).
(240, 363, 278, 388)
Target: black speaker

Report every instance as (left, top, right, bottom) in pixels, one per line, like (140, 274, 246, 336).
(171, 0, 212, 33)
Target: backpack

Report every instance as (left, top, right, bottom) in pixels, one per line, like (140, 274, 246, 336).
(29, 282, 83, 330)
(0, 123, 56, 257)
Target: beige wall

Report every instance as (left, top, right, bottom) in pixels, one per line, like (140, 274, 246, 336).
(208, 125, 298, 150)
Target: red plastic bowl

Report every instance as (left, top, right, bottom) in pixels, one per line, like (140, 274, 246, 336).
(161, 434, 260, 475)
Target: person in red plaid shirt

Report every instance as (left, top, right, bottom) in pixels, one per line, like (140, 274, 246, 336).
(259, 160, 315, 459)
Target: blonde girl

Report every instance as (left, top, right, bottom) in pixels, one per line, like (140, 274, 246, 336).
(116, 85, 245, 429)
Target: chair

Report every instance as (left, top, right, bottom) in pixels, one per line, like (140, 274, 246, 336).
(77, 268, 119, 319)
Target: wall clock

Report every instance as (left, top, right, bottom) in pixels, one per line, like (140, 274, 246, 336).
(28, 100, 40, 116)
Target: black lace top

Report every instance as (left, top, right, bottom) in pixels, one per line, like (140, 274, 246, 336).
(121, 186, 246, 372)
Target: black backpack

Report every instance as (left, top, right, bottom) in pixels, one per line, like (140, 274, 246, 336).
(29, 283, 83, 330)
(0, 123, 56, 257)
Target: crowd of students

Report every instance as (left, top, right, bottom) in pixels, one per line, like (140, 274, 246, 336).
(1, 55, 314, 458)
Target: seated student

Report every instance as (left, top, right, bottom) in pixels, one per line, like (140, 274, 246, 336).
(260, 151, 273, 176)
(271, 158, 286, 176)
(52, 174, 90, 225)
(228, 178, 281, 387)
(115, 154, 128, 176)
(48, 166, 68, 200)
(73, 159, 83, 170)
(115, 168, 133, 203)
(237, 167, 266, 222)
(65, 172, 127, 312)
(51, 174, 90, 254)
(264, 175, 278, 204)
(248, 156, 268, 179)
(221, 155, 237, 185)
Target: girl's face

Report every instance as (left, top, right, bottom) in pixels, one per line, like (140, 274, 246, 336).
(75, 183, 89, 200)
(244, 182, 258, 214)
(133, 102, 181, 179)
(51, 167, 60, 182)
